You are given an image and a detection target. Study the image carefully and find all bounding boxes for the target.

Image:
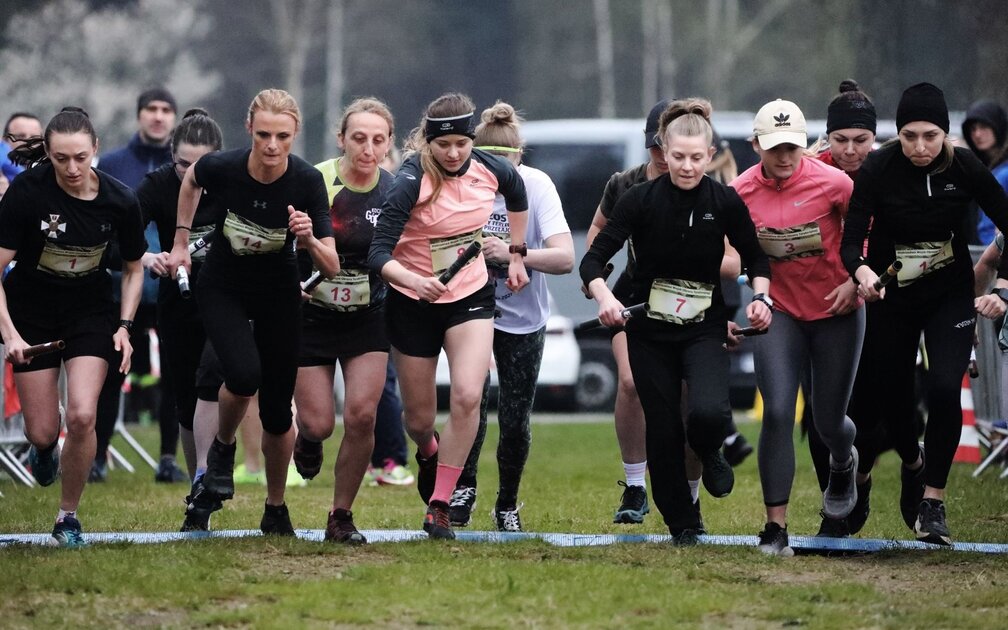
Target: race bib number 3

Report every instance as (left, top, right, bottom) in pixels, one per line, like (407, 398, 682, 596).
(37, 242, 106, 277)
(430, 229, 483, 277)
(222, 211, 287, 255)
(895, 239, 954, 287)
(757, 222, 824, 261)
(647, 278, 714, 325)
(310, 268, 371, 311)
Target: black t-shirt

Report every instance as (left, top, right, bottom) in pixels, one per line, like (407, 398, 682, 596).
(599, 163, 648, 288)
(194, 148, 331, 291)
(137, 162, 226, 304)
(0, 162, 146, 320)
(581, 175, 770, 342)
(301, 159, 393, 319)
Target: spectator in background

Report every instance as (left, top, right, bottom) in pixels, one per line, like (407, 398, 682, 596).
(962, 100, 1008, 245)
(93, 87, 183, 484)
(2, 113, 44, 191)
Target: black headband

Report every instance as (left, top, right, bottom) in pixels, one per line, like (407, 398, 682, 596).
(425, 112, 475, 142)
(826, 98, 877, 135)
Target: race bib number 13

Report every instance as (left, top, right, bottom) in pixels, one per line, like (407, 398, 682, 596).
(310, 268, 371, 311)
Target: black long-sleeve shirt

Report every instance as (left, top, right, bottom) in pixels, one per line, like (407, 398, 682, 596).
(580, 174, 770, 341)
(841, 143, 1008, 303)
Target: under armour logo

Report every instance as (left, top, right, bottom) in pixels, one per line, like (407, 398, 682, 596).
(252, 200, 267, 209)
(773, 113, 791, 127)
(41, 214, 66, 238)
(99, 223, 113, 233)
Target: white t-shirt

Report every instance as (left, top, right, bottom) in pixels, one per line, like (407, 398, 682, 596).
(484, 164, 570, 334)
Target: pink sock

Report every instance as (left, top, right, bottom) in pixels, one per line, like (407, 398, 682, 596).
(418, 434, 438, 459)
(431, 464, 463, 504)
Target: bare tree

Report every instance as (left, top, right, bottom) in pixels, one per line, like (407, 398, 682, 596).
(323, 0, 345, 158)
(593, 0, 615, 117)
(705, 0, 792, 106)
(269, 0, 324, 156)
(641, 0, 659, 111)
(657, 0, 676, 101)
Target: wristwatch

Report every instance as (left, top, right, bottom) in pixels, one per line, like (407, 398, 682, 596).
(118, 319, 134, 332)
(508, 242, 528, 257)
(752, 293, 774, 310)
(990, 287, 1008, 304)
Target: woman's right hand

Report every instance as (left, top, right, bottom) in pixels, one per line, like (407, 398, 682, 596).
(166, 243, 191, 280)
(854, 264, 883, 302)
(597, 296, 627, 328)
(3, 335, 30, 365)
(413, 274, 447, 303)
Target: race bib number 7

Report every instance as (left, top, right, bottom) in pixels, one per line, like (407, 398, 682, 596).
(647, 278, 715, 325)
(757, 222, 824, 261)
(222, 211, 287, 255)
(895, 239, 954, 287)
(37, 242, 106, 277)
(430, 228, 483, 278)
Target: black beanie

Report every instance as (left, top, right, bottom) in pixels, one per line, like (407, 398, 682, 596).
(137, 87, 177, 116)
(896, 82, 949, 133)
(826, 80, 877, 134)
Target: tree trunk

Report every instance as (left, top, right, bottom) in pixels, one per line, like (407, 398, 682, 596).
(324, 0, 345, 158)
(657, 0, 675, 101)
(640, 0, 658, 113)
(270, 0, 322, 156)
(593, 0, 615, 117)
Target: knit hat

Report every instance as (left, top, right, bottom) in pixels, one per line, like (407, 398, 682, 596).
(896, 82, 948, 133)
(644, 100, 670, 149)
(826, 80, 876, 135)
(753, 99, 807, 150)
(137, 87, 177, 116)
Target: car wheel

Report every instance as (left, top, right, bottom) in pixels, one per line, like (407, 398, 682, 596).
(575, 346, 617, 412)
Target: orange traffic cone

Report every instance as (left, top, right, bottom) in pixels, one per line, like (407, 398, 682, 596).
(954, 374, 981, 464)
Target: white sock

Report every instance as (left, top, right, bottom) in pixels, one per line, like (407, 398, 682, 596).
(723, 432, 740, 446)
(688, 479, 701, 504)
(56, 509, 75, 523)
(623, 461, 647, 489)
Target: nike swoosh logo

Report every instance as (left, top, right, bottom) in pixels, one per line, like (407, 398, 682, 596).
(468, 307, 483, 312)
(793, 200, 808, 207)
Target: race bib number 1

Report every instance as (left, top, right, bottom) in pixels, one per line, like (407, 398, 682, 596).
(37, 242, 106, 277)
(757, 222, 824, 261)
(310, 268, 371, 311)
(430, 229, 483, 277)
(647, 278, 715, 325)
(222, 211, 287, 255)
(895, 239, 954, 287)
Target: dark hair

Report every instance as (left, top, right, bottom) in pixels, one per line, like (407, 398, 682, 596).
(4, 111, 41, 137)
(406, 92, 476, 206)
(171, 107, 223, 154)
(826, 79, 877, 135)
(9, 106, 96, 168)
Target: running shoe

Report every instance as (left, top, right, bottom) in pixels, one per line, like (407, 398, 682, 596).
(723, 433, 754, 467)
(423, 500, 454, 540)
(325, 508, 367, 545)
(28, 443, 60, 487)
(293, 434, 323, 480)
(260, 502, 296, 536)
(847, 477, 872, 535)
(815, 511, 850, 538)
(180, 476, 222, 532)
(285, 464, 307, 488)
(203, 438, 236, 500)
(900, 445, 926, 530)
(448, 485, 477, 526)
(757, 522, 794, 557)
(669, 527, 705, 546)
(699, 448, 734, 498)
(233, 463, 266, 485)
(823, 446, 859, 519)
(154, 455, 188, 483)
(613, 481, 649, 524)
(375, 459, 415, 486)
(914, 498, 952, 546)
(88, 458, 107, 483)
(50, 516, 86, 548)
(415, 431, 439, 505)
(491, 503, 524, 532)
(362, 464, 380, 487)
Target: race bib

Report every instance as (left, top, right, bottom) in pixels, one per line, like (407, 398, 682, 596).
(309, 268, 371, 311)
(895, 238, 954, 287)
(222, 211, 287, 255)
(429, 228, 483, 277)
(757, 222, 824, 261)
(189, 224, 215, 260)
(37, 242, 106, 277)
(647, 278, 714, 325)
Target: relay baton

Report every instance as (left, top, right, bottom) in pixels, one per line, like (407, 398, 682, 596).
(873, 260, 903, 291)
(438, 241, 483, 285)
(301, 270, 324, 294)
(582, 262, 615, 299)
(730, 326, 769, 337)
(176, 266, 191, 299)
(968, 347, 979, 379)
(23, 340, 66, 360)
(150, 238, 211, 279)
(574, 302, 648, 333)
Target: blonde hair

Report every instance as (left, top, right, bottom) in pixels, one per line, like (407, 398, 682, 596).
(659, 98, 714, 147)
(474, 101, 524, 159)
(883, 136, 955, 174)
(405, 92, 476, 207)
(247, 88, 301, 130)
(339, 97, 394, 141)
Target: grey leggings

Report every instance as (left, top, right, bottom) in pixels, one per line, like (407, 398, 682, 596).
(754, 308, 864, 507)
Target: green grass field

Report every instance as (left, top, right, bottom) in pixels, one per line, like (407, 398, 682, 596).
(2, 416, 1007, 629)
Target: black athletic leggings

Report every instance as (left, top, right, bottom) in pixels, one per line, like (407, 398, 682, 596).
(627, 332, 733, 533)
(851, 291, 975, 490)
(197, 281, 301, 435)
(156, 299, 207, 432)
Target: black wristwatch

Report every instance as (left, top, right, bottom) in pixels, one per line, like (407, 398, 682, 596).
(990, 287, 1008, 304)
(118, 319, 134, 333)
(752, 293, 774, 310)
(508, 242, 528, 257)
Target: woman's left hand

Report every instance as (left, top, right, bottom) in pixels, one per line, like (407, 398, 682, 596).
(825, 280, 860, 315)
(506, 257, 529, 292)
(113, 327, 133, 374)
(482, 236, 510, 265)
(745, 300, 772, 330)
(288, 205, 313, 241)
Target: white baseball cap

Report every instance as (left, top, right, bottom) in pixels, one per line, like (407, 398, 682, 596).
(753, 99, 807, 150)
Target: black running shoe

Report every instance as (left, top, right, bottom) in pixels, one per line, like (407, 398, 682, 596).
(325, 508, 367, 545)
(50, 516, 86, 548)
(203, 438, 237, 500)
(155, 455, 188, 483)
(423, 500, 454, 540)
(491, 503, 524, 532)
(260, 502, 296, 536)
(180, 477, 222, 532)
(699, 449, 734, 498)
(723, 434, 754, 467)
(915, 498, 952, 546)
(88, 458, 107, 483)
(415, 431, 439, 505)
(448, 485, 477, 527)
(29, 443, 60, 487)
(757, 522, 794, 557)
(613, 481, 650, 524)
(847, 477, 871, 535)
(669, 527, 705, 546)
(900, 446, 925, 531)
(823, 446, 858, 519)
(815, 511, 850, 538)
(293, 435, 324, 480)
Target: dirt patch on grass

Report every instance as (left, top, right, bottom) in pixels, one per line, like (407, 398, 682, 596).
(235, 540, 397, 580)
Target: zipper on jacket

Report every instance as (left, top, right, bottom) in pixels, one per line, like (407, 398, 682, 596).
(926, 174, 932, 197)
